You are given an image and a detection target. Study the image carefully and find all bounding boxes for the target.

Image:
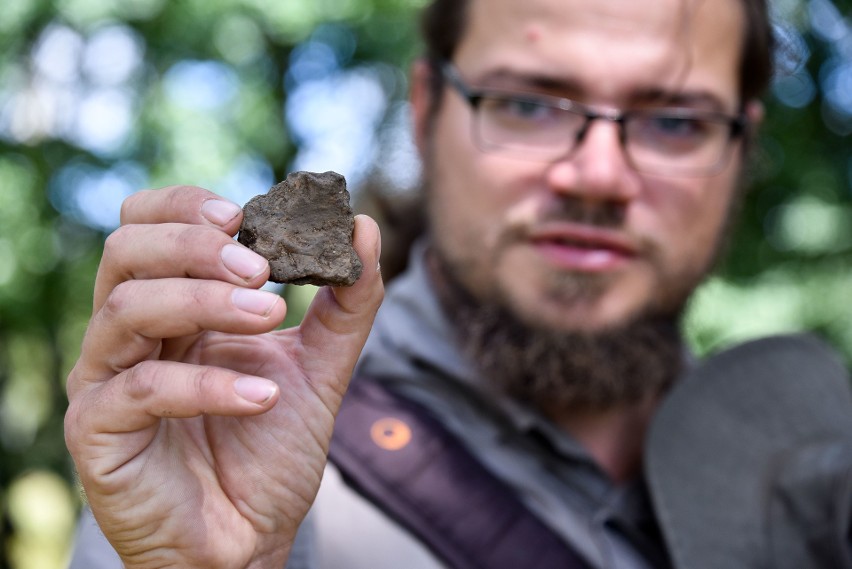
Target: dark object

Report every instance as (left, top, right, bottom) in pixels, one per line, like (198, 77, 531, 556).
(646, 334, 852, 569)
(238, 171, 363, 286)
(329, 378, 594, 569)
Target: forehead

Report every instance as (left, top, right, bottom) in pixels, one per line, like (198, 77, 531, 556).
(456, 0, 745, 106)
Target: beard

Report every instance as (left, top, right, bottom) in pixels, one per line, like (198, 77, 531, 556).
(429, 246, 687, 415)
(416, 129, 747, 416)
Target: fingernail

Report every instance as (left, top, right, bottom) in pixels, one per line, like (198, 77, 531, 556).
(222, 243, 267, 281)
(234, 377, 277, 404)
(201, 199, 241, 226)
(231, 288, 280, 316)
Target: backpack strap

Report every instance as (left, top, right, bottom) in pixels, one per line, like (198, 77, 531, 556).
(328, 378, 594, 569)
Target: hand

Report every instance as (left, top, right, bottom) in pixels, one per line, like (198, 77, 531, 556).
(64, 186, 384, 569)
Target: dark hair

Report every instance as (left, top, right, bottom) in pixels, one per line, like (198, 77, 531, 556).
(738, 0, 776, 102)
(420, 0, 775, 104)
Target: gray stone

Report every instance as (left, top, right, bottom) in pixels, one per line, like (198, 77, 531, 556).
(238, 171, 363, 286)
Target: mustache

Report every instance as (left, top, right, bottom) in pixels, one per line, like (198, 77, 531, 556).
(496, 194, 669, 279)
(500, 196, 630, 246)
(543, 196, 627, 227)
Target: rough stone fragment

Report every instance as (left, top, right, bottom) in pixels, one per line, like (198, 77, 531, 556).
(237, 171, 363, 286)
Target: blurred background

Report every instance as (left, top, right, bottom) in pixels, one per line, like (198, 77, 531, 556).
(0, 0, 850, 567)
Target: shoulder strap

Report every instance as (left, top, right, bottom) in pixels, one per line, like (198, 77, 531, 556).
(328, 378, 594, 569)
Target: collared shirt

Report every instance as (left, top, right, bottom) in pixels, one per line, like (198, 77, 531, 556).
(353, 240, 672, 569)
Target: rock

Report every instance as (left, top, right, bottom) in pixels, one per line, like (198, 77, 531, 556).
(237, 171, 363, 286)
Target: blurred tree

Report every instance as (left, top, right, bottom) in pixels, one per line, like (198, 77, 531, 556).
(685, 0, 852, 358)
(0, 0, 849, 567)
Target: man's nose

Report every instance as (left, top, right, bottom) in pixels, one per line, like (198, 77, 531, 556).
(546, 118, 640, 202)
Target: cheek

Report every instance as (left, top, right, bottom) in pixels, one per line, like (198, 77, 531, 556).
(426, 104, 515, 233)
(428, 188, 488, 255)
(644, 175, 737, 271)
(426, 150, 534, 297)
(425, 153, 498, 283)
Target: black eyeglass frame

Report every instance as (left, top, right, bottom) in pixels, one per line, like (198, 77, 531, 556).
(437, 60, 749, 177)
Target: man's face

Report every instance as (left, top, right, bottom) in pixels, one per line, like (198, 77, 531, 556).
(414, 0, 748, 333)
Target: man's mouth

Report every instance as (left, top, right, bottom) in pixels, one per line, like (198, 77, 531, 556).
(527, 223, 638, 272)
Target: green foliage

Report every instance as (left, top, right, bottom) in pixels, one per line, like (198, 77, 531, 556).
(0, 0, 849, 567)
(686, 0, 852, 359)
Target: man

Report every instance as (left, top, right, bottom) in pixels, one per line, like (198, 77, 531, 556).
(65, 0, 851, 567)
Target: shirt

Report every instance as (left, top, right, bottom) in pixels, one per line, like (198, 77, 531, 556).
(351, 239, 671, 569)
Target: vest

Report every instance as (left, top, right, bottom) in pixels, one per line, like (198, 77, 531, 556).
(328, 378, 594, 569)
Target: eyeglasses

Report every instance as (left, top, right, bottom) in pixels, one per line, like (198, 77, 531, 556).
(439, 61, 748, 177)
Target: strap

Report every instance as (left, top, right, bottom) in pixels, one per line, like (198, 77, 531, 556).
(329, 378, 594, 569)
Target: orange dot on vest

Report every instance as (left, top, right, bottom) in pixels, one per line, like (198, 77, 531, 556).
(370, 417, 412, 450)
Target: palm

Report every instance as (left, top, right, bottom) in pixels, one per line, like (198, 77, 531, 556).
(87, 327, 344, 567)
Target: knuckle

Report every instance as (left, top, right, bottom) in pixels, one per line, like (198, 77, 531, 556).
(164, 185, 188, 213)
(194, 367, 219, 403)
(173, 224, 216, 256)
(119, 189, 151, 224)
(171, 184, 205, 195)
(167, 184, 212, 214)
(172, 224, 194, 251)
(123, 361, 159, 402)
(101, 280, 136, 319)
(187, 281, 209, 312)
(102, 225, 134, 260)
(65, 363, 84, 398)
(63, 400, 84, 453)
(63, 387, 106, 460)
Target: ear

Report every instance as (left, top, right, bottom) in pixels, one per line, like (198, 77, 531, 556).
(409, 58, 436, 157)
(744, 99, 764, 130)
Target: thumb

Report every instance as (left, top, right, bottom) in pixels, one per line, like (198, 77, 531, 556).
(296, 215, 384, 399)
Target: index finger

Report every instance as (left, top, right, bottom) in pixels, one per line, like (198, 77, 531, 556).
(120, 185, 244, 235)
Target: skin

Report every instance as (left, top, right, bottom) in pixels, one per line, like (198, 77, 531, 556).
(413, 0, 756, 333)
(410, 0, 760, 478)
(64, 187, 383, 568)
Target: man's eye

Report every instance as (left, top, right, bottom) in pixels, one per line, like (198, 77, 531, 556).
(486, 97, 554, 121)
(508, 99, 549, 118)
(647, 116, 707, 138)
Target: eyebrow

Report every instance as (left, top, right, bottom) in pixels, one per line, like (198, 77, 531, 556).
(474, 68, 584, 96)
(629, 88, 731, 113)
(470, 68, 733, 114)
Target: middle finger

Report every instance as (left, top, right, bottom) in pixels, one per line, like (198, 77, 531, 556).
(94, 223, 270, 312)
(75, 277, 286, 387)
